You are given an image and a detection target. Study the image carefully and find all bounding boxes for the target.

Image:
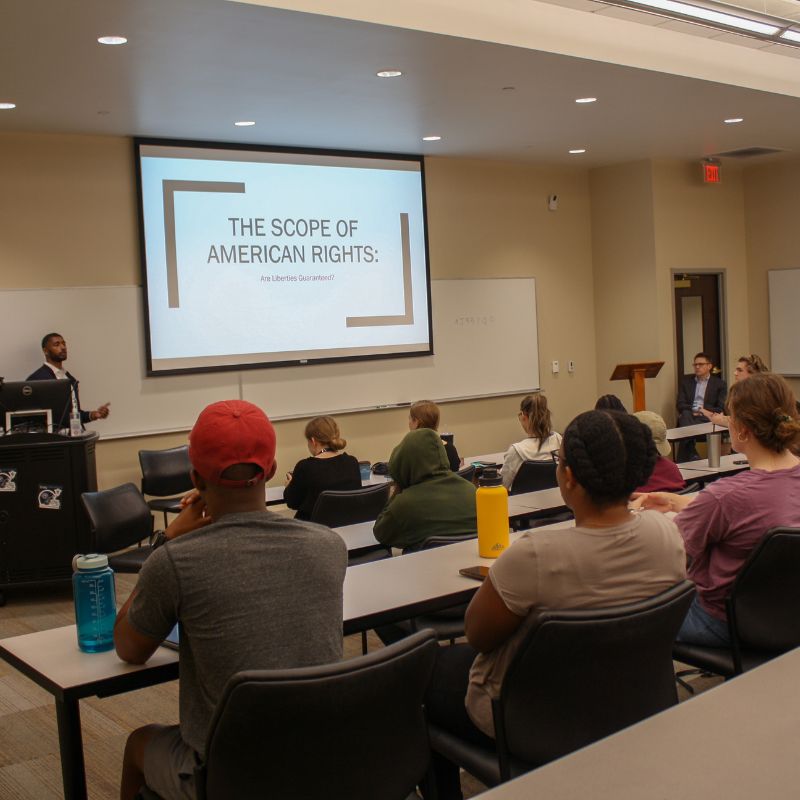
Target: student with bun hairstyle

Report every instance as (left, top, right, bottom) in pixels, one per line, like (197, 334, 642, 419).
(409, 399, 462, 471)
(426, 410, 686, 799)
(284, 416, 361, 520)
(499, 393, 562, 490)
(637, 372, 800, 647)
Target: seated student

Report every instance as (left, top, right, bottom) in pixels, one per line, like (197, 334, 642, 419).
(114, 400, 347, 800)
(499, 393, 562, 490)
(633, 411, 685, 493)
(701, 353, 769, 428)
(284, 415, 361, 520)
(595, 394, 627, 413)
(424, 409, 686, 799)
(636, 372, 800, 647)
(408, 399, 462, 471)
(373, 428, 476, 551)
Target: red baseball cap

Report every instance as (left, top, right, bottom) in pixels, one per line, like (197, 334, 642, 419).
(189, 400, 276, 487)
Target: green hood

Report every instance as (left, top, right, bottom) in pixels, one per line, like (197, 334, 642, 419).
(388, 428, 451, 489)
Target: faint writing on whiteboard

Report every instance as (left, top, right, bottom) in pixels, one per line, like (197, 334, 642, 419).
(454, 316, 495, 327)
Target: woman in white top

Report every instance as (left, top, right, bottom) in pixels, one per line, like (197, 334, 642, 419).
(499, 393, 562, 490)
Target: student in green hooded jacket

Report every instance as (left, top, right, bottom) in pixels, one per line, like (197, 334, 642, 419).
(373, 428, 477, 551)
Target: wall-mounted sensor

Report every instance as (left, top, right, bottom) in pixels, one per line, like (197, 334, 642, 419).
(547, 194, 559, 211)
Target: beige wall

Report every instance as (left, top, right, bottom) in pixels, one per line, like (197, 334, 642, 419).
(743, 158, 800, 398)
(589, 159, 752, 425)
(1, 135, 598, 489)
(589, 160, 659, 410)
(6, 130, 787, 488)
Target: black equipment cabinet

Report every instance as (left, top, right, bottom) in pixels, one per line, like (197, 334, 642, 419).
(0, 432, 98, 605)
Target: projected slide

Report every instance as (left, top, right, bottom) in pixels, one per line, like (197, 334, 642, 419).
(136, 141, 432, 374)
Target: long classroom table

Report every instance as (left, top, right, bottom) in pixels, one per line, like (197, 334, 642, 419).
(477, 646, 800, 800)
(0, 532, 519, 800)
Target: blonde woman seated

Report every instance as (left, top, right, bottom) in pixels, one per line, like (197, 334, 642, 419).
(408, 400, 462, 472)
(701, 354, 768, 428)
(499, 393, 562, 491)
(284, 416, 361, 520)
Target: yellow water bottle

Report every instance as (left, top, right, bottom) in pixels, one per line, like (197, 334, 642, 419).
(476, 467, 509, 558)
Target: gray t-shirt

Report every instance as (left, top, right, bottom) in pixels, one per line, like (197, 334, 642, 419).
(128, 510, 347, 756)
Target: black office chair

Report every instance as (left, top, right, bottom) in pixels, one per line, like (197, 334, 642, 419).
(311, 482, 392, 564)
(673, 527, 800, 679)
(187, 630, 438, 800)
(81, 483, 155, 572)
(396, 533, 479, 644)
(508, 460, 557, 495)
(139, 446, 193, 527)
(429, 580, 695, 788)
(457, 464, 476, 482)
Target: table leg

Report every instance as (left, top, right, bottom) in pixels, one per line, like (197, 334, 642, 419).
(54, 694, 87, 800)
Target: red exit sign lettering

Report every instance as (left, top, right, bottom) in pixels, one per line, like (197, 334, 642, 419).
(702, 162, 721, 184)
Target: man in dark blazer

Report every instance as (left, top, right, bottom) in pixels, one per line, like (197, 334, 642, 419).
(676, 351, 727, 461)
(27, 332, 110, 428)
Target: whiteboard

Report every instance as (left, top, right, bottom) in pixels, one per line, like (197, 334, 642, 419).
(768, 269, 800, 376)
(0, 279, 539, 438)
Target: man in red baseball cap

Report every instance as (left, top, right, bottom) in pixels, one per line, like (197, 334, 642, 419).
(114, 400, 347, 800)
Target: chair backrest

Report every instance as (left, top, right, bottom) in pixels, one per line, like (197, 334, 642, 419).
(457, 464, 476, 482)
(509, 460, 558, 495)
(493, 580, 695, 778)
(81, 483, 154, 554)
(197, 630, 438, 800)
(310, 483, 391, 528)
(138, 445, 193, 498)
(728, 527, 800, 657)
(677, 481, 701, 495)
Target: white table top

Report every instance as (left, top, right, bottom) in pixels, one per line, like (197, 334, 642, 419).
(342, 532, 520, 631)
(0, 624, 179, 695)
(665, 422, 720, 440)
(464, 451, 505, 465)
(477, 646, 800, 800)
(0, 532, 524, 692)
(677, 454, 749, 474)
(333, 520, 381, 551)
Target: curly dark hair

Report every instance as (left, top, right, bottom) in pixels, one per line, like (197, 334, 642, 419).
(562, 410, 657, 506)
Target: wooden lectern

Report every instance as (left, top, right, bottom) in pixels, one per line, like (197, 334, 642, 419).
(610, 361, 664, 412)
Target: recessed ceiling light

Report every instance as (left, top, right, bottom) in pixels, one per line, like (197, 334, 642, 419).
(781, 29, 800, 42)
(575, 97, 597, 104)
(234, 120, 256, 127)
(97, 35, 128, 45)
(569, 149, 586, 154)
(0, 102, 16, 110)
(376, 69, 402, 78)
(724, 117, 744, 124)
(422, 135, 442, 141)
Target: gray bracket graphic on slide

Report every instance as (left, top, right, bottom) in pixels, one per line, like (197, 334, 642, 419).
(162, 180, 246, 308)
(346, 212, 414, 328)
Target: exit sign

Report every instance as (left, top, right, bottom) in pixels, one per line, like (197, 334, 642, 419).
(702, 161, 721, 184)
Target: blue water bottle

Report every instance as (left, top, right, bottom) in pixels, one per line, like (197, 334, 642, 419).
(72, 554, 117, 653)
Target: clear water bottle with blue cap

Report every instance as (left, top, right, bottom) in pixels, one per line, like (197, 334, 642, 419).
(72, 553, 117, 653)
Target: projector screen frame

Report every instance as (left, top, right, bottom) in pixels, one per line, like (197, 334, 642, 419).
(133, 136, 434, 377)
